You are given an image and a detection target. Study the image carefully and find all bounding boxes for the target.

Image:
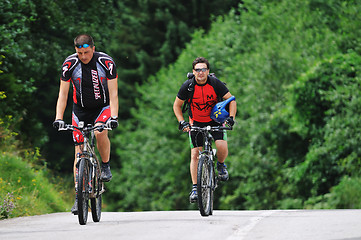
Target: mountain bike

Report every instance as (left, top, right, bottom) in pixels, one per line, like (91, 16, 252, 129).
(58, 122, 111, 225)
(190, 125, 232, 217)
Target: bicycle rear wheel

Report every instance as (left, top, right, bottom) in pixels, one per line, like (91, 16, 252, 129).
(197, 154, 213, 216)
(91, 165, 102, 222)
(77, 158, 90, 225)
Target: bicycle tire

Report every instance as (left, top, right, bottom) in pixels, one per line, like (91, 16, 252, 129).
(209, 165, 215, 216)
(77, 158, 89, 225)
(197, 154, 213, 216)
(209, 151, 217, 216)
(91, 164, 102, 222)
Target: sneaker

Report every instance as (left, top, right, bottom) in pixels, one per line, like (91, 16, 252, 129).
(71, 198, 78, 215)
(189, 187, 197, 203)
(217, 162, 229, 181)
(101, 163, 112, 182)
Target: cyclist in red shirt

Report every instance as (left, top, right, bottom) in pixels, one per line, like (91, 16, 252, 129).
(173, 57, 237, 203)
(53, 34, 119, 214)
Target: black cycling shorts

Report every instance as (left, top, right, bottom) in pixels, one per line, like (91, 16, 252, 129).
(71, 104, 111, 145)
(188, 120, 227, 149)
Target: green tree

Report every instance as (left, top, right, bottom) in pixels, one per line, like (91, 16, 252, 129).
(1, 0, 239, 172)
(284, 52, 361, 203)
(106, 0, 361, 211)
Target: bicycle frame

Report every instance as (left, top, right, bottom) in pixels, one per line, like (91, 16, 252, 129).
(190, 125, 232, 216)
(58, 121, 111, 224)
(192, 125, 232, 162)
(77, 125, 104, 198)
(199, 129, 217, 191)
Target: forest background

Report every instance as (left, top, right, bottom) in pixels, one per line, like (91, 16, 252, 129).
(1, 0, 361, 218)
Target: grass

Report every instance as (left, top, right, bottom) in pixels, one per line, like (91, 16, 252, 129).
(0, 119, 73, 219)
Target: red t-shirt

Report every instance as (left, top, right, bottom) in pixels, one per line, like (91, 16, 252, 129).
(177, 76, 229, 122)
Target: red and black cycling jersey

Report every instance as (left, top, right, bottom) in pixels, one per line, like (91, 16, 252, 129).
(177, 76, 229, 122)
(60, 52, 117, 109)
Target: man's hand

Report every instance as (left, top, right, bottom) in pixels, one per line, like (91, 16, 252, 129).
(108, 117, 119, 129)
(225, 116, 234, 127)
(178, 120, 190, 132)
(53, 119, 65, 130)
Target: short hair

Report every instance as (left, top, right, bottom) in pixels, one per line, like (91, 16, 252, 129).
(192, 57, 210, 69)
(74, 34, 94, 47)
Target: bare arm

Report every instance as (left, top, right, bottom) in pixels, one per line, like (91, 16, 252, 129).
(222, 92, 237, 119)
(173, 96, 190, 132)
(108, 78, 119, 118)
(55, 80, 70, 120)
(173, 96, 185, 122)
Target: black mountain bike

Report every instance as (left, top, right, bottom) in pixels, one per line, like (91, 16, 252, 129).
(59, 122, 111, 225)
(190, 125, 232, 217)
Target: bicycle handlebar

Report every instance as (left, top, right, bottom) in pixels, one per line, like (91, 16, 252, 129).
(190, 125, 233, 132)
(58, 123, 112, 133)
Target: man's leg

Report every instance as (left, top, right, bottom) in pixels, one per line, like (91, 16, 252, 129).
(189, 147, 202, 203)
(95, 128, 112, 181)
(73, 145, 82, 181)
(215, 140, 228, 163)
(95, 129, 110, 163)
(71, 145, 82, 215)
(190, 147, 202, 184)
(215, 140, 229, 181)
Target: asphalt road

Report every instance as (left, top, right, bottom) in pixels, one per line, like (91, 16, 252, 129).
(1, 210, 361, 240)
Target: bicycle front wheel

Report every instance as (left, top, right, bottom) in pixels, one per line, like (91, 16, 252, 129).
(91, 164, 102, 222)
(197, 154, 213, 217)
(78, 158, 90, 225)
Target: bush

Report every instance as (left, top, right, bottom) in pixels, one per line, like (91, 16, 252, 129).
(327, 177, 361, 209)
(284, 52, 361, 201)
(0, 115, 72, 218)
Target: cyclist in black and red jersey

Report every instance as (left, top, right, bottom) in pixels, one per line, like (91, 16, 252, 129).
(53, 34, 119, 214)
(173, 57, 237, 203)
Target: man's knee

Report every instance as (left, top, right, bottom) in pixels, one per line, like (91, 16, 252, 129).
(95, 130, 108, 140)
(191, 148, 201, 161)
(215, 140, 228, 157)
(216, 139, 227, 148)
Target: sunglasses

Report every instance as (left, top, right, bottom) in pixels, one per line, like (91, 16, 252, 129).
(194, 68, 208, 72)
(75, 44, 90, 48)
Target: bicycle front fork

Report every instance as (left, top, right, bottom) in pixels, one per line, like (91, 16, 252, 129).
(75, 153, 80, 195)
(74, 154, 94, 195)
(210, 149, 218, 190)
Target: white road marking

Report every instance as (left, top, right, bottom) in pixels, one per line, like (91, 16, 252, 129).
(227, 210, 277, 240)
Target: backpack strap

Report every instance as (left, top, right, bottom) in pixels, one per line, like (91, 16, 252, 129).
(181, 77, 195, 113)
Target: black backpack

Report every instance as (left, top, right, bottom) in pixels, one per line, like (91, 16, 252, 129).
(181, 72, 225, 114)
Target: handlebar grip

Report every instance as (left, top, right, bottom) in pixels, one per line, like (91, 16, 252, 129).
(58, 124, 71, 131)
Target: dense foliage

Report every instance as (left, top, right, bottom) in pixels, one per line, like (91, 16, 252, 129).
(0, 0, 238, 172)
(1, 0, 239, 216)
(105, 0, 361, 211)
(2, 0, 361, 214)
